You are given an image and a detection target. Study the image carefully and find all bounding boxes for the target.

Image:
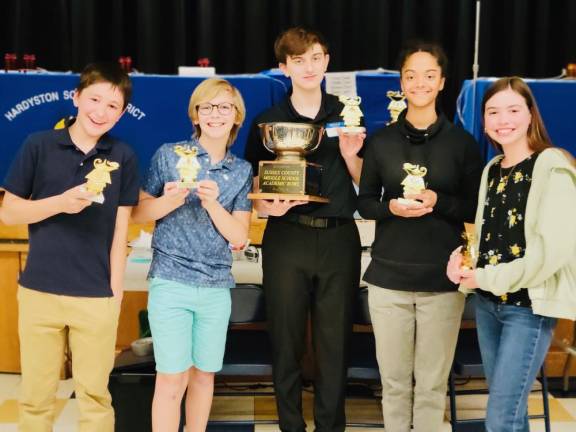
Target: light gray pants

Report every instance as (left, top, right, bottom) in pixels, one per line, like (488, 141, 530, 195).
(367, 285, 465, 432)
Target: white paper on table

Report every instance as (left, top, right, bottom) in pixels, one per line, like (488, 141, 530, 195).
(325, 71, 358, 98)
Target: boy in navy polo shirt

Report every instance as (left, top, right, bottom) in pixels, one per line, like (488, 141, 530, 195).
(0, 63, 139, 432)
(131, 78, 252, 432)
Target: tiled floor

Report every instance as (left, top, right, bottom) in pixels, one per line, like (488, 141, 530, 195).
(1, 374, 576, 431)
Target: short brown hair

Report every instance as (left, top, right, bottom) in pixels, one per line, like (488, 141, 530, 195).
(481, 77, 552, 154)
(188, 78, 246, 148)
(77, 62, 132, 110)
(274, 27, 328, 64)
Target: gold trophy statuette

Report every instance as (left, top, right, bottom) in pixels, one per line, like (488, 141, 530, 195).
(338, 95, 366, 134)
(248, 122, 328, 203)
(460, 232, 477, 270)
(398, 162, 427, 206)
(84, 158, 120, 204)
(386, 90, 407, 124)
(174, 145, 201, 189)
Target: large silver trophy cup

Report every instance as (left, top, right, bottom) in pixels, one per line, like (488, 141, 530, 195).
(248, 122, 328, 203)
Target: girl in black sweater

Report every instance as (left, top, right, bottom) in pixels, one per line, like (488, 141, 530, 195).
(358, 42, 483, 432)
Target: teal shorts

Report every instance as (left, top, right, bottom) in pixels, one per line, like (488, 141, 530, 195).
(148, 277, 231, 374)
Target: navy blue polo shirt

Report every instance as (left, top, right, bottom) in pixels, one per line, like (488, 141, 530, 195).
(144, 140, 252, 288)
(2, 128, 140, 297)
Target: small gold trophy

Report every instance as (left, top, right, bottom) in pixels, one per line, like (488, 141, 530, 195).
(84, 158, 120, 204)
(338, 95, 366, 134)
(174, 145, 201, 189)
(398, 162, 427, 206)
(460, 232, 477, 270)
(386, 90, 407, 124)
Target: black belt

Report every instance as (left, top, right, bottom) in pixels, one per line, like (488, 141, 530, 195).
(281, 213, 354, 229)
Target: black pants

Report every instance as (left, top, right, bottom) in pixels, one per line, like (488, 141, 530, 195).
(262, 218, 361, 432)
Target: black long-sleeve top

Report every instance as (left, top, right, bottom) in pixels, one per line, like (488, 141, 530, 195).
(358, 110, 484, 292)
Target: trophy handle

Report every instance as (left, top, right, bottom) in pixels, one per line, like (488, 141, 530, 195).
(307, 126, 324, 153)
(262, 141, 277, 155)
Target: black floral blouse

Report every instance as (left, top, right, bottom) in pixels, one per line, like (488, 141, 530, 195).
(476, 153, 539, 307)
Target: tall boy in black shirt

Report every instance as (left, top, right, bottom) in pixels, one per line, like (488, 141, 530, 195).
(244, 27, 365, 432)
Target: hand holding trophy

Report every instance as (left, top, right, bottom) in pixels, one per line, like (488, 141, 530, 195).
(460, 231, 477, 270)
(398, 163, 428, 206)
(174, 145, 201, 189)
(446, 232, 477, 284)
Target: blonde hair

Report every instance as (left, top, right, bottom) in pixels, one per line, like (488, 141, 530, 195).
(188, 78, 246, 148)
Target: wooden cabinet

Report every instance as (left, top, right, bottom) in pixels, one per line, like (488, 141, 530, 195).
(116, 291, 148, 349)
(0, 250, 23, 372)
(0, 246, 151, 371)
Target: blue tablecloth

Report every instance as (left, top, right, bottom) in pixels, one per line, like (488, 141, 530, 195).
(0, 70, 403, 182)
(0, 72, 286, 180)
(456, 78, 576, 161)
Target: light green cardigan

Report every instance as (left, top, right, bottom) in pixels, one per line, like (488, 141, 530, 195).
(460, 148, 576, 320)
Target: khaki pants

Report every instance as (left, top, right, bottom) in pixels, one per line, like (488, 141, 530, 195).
(367, 285, 464, 432)
(17, 286, 120, 432)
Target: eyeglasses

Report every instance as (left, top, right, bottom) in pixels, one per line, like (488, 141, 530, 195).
(197, 102, 235, 116)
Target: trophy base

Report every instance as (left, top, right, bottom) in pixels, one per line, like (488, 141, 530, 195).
(257, 160, 326, 201)
(88, 194, 104, 204)
(80, 186, 104, 204)
(177, 181, 197, 189)
(397, 197, 421, 206)
(340, 126, 366, 134)
(248, 192, 329, 203)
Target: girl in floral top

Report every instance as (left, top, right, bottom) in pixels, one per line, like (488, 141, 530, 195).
(475, 153, 537, 308)
(447, 77, 576, 432)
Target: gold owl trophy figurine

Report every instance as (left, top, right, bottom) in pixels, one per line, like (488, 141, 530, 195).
(174, 145, 201, 189)
(84, 158, 120, 204)
(460, 232, 477, 270)
(386, 90, 407, 124)
(398, 162, 427, 206)
(338, 95, 366, 134)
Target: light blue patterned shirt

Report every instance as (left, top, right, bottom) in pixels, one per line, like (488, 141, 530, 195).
(144, 139, 253, 288)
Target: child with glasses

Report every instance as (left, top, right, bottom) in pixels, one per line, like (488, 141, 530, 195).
(196, 101, 235, 116)
(132, 78, 252, 432)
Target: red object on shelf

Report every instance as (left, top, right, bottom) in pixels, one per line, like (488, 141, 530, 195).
(23, 54, 36, 70)
(197, 57, 211, 67)
(4, 53, 18, 71)
(118, 56, 133, 72)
